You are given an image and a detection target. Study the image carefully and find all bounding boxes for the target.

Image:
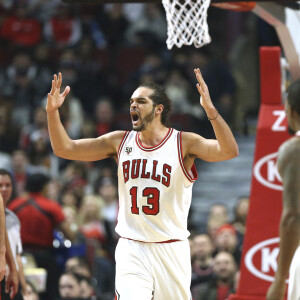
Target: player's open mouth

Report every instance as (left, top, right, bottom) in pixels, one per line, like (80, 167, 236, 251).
(131, 111, 140, 125)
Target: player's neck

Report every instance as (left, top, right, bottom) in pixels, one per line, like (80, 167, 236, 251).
(139, 122, 169, 147)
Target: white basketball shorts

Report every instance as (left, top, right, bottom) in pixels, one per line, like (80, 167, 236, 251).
(288, 246, 300, 300)
(115, 238, 192, 300)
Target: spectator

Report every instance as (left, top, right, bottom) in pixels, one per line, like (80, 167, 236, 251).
(78, 195, 106, 245)
(10, 150, 32, 197)
(1, 1, 42, 47)
(94, 98, 119, 137)
(195, 252, 237, 300)
(99, 4, 129, 47)
(0, 168, 27, 299)
(95, 177, 118, 235)
(24, 281, 40, 300)
(0, 105, 20, 154)
(191, 234, 214, 292)
(23, 280, 40, 300)
(78, 275, 95, 299)
(214, 224, 241, 265)
(8, 173, 76, 300)
(208, 203, 229, 224)
(3, 51, 39, 125)
(232, 196, 249, 238)
(126, 3, 167, 47)
(58, 272, 82, 299)
(19, 106, 48, 151)
(43, 4, 82, 47)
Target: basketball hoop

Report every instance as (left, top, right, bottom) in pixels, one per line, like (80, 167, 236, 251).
(212, 1, 256, 11)
(162, 0, 211, 50)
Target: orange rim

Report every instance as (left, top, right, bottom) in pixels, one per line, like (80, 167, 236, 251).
(211, 1, 256, 11)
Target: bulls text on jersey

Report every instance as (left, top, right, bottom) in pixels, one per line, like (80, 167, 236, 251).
(122, 159, 172, 187)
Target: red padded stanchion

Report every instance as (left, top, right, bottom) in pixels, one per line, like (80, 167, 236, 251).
(229, 47, 290, 300)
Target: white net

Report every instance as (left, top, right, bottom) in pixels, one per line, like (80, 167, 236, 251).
(162, 0, 211, 49)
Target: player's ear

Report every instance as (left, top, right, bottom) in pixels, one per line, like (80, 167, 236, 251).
(155, 104, 164, 115)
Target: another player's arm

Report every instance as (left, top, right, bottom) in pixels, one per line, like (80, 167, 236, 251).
(182, 68, 239, 162)
(266, 140, 300, 300)
(5, 230, 19, 298)
(16, 253, 27, 297)
(47, 73, 124, 161)
(0, 194, 6, 282)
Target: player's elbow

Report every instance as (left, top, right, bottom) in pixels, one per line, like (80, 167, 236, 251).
(52, 141, 75, 159)
(225, 144, 239, 160)
(231, 144, 239, 158)
(281, 209, 300, 231)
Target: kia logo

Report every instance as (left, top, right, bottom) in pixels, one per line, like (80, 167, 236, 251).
(245, 237, 288, 283)
(253, 152, 282, 191)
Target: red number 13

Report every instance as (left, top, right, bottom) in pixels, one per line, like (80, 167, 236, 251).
(130, 186, 160, 215)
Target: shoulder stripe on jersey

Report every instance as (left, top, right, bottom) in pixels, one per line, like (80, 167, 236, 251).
(177, 132, 198, 182)
(136, 128, 173, 151)
(117, 131, 130, 160)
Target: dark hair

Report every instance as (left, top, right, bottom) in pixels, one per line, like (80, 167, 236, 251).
(288, 79, 300, 115)
(139, 82, 172, 126)
(25, 173, 50, 193)
(0, 168, 15, 200)
(60, 271, 82, 284)
(0, 168, 13, 181)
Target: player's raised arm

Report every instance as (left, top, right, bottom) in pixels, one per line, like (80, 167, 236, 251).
(46, 73, 124, 161)
(182, 68, 239, 162)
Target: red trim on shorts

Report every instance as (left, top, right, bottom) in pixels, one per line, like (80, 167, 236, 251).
(136, 128, 173, 151)
(122, 237, 181, 244)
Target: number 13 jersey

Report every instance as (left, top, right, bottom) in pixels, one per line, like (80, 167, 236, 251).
(116, 128, 198, 242)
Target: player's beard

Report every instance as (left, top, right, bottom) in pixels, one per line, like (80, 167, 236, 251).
(133, 106, 155, 132)
(288, 125, 296, 135)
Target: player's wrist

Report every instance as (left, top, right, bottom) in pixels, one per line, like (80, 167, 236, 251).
(205, 107, 218, 120)
(274, 273, 287, 284)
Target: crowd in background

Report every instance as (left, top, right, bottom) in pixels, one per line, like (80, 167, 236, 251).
(0, 0, 281, 299)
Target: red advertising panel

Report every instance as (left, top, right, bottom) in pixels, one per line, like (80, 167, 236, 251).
(229, 47, 290, 299)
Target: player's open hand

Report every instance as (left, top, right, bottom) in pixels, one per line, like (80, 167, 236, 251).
(5, 266, 19, 299)
(46, 72, 70, 113)
(266, 279, 286, 300)
(194, 68, 214, 111)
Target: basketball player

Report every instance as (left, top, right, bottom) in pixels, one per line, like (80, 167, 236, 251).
(0, 194, 6, 282)
(266, 79, 300, 300)
(0, 194, 19, 299)
(46, 68, 239, 300)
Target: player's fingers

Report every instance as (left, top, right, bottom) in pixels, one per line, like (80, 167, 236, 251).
(195, 68, 206, 86)
(58, 72, 62, 88)
(53, 74, 57, 88)
(49, 80, 55, 95)
(62, 86, 70, 98)
(196, 83, 202, 95)
(5, 278, 9, 293)
(10, 287, 17, 299)
(196, 83, 206, 96)
(47, 93, 53, 102)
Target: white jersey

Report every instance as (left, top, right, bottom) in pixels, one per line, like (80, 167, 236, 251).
(116, 128, 198, 242)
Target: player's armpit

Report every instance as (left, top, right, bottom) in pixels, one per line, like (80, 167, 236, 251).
(181, 131, 236, 162)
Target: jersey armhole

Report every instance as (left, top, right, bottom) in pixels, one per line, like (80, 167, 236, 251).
(117, 131, 130, 162)
(177, 131, 198, 182)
